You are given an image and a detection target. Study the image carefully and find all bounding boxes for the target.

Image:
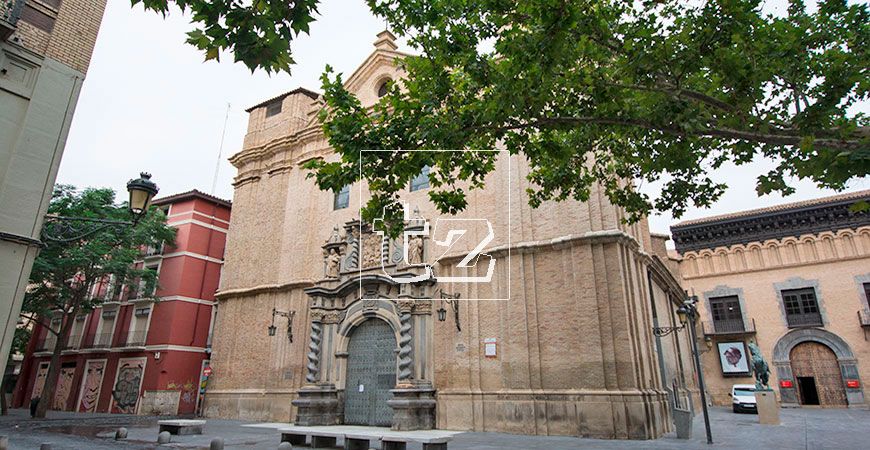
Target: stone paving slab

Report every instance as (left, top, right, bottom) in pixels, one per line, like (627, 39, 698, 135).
(1, 406, 869, 449)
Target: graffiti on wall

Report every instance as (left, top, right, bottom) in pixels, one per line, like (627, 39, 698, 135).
(112, 358, 146, 414)
(31, 362, 49, 399)
(52, 366, 76, 410)
(78, 360, 106, 412)
(166, 380, 197, 406)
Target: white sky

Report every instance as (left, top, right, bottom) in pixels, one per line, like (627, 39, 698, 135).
(56, 0, 868, 237)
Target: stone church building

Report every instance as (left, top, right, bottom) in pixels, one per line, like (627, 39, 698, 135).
(204, 32, 698, 440)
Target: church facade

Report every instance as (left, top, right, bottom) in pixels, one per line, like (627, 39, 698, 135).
(203, 32, 697, 440)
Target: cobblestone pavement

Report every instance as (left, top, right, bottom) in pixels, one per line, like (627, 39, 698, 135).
(1, 406, 868, 449)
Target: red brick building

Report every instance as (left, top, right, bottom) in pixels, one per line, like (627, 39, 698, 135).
(13, 190, 231, 415)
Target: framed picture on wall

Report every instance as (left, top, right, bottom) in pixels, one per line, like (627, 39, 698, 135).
(717, 341, 750, 375)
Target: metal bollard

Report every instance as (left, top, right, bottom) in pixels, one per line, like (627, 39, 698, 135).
(277, 442, 293, 449)
(210, 437, 225, 450)
(157, 430, 171, 444)
(115, 427, 128, 440)
(0, 435, 7, 450)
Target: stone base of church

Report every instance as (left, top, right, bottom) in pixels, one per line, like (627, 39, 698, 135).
(291, 384, 342, 426)
(435, 389, 672, 440)
(388, 384, 436, 431)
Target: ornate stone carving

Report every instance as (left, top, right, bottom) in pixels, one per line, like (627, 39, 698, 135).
(343, 224, 360, 271)
(325, 248, 341, 278)
(306, 315, 324, 383)
(407, 235, 424, 265)
(322, 310, 346, 324)
(397, 310, 413, 382)
(361, 233, 383, 268)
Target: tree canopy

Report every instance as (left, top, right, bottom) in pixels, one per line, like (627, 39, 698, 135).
(146, 0, 867, 229)
(25, 186, 175, 418)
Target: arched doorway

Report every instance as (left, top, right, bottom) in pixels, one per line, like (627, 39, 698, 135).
(790, 342, 847, 407)
(343, 319, 396, 426)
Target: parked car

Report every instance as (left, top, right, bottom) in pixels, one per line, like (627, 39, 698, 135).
(731, 384, 758, 413)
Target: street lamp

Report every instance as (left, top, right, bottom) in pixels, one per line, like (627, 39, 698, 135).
(437, 291, 461, 332)
(652, 304, 689, 337)
(41, 172, 159, 243)
(127, 172, 159, 223)
(682, 297, 714, 445)
(269, 308, 295, 342)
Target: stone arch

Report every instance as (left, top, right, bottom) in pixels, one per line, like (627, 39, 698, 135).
(772, 328, 854, 362)
(336, 300, 402, 355)
(771, 328, 864, 407)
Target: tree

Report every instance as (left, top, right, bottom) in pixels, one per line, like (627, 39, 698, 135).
(134, 0, 319, 73)
(24, 186, 175, 418)
(299, 0, 867, 231)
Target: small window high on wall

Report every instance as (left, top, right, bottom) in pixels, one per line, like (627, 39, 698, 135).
(410, 166, 430, 192)
(334, 185, 350, 210)
(265, 100, 282, 117)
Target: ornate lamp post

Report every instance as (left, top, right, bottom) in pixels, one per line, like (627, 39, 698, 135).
(41, 172, 159, 243)
(652, 295, 713, 445)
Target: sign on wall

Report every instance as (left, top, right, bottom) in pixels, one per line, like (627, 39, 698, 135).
(717, 341, 750, 375)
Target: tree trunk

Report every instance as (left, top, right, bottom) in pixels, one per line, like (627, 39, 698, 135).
(33, 301, 81, 419)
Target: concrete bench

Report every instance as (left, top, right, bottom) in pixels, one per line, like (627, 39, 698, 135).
(157, 419, 206, 436)
(279, 427, 345, 448)
(380, 433, 451, 450)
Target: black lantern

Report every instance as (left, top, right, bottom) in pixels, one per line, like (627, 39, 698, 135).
(676, 304, 689, 325)
(437, 305, 447, 322)
(127, 172, 159, 222)
(268, 324, 277, 336)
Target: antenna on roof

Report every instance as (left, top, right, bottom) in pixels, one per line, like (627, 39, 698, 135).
(211, 103, 231, 195)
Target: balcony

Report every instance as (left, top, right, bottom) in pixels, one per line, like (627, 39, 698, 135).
(859, 311, 870, 328)
(786, 313, 823, 328)
(1, 0, 25, 41)
(117, 330, 148, 349)
(82, 332, 113, 350)
(34, 335, 57, 353)
(702, 318, 756, 336)
(64, 334, 82, 350)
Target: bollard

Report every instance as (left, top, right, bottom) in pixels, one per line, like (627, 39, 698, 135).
(277, 442, 293, 449)
(157, 431, 171, 444)
(210, 437, 225, 450)
(39, 444, 52, 450)
(0, 435, 8, 450)
(115, 427, 128, 440)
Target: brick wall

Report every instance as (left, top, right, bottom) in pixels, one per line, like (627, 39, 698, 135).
(13, 0, 107, 74)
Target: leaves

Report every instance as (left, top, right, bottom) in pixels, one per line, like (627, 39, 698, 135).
(309, 0, 868, 228)
(135, 0, 320, 74)
(24, 186, 176, 325)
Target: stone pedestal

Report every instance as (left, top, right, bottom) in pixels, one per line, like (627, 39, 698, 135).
(672, 408, 693, 439)
(292, 384, 341, 426)
(387, 385, 436, 431)
(755, 390, 780, 425)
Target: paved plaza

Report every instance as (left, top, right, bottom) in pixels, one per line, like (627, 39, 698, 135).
(0, 406, 868, 449)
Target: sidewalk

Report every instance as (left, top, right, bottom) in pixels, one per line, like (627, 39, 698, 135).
(1, 406, 868, 449)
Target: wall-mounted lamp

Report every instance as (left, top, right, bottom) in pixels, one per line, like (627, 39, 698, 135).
(704, 336, 713, 350)
(653, 304, 690, 337)
(438, 291, 461, 332)
(269, 308, 295, 342)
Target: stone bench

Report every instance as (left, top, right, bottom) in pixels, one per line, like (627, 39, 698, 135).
(380, 433, 451, 450)
(157, 419, 206, 436)
(278, 426, 453, 450)
(279, 427, 345, 448)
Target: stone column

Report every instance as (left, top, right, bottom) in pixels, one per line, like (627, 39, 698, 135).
(388, 300, 436, 431)
(397, 301, 414, 384)
(292, 311, 341, 425)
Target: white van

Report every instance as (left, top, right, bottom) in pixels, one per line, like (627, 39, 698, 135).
(730, 384, 757, 413)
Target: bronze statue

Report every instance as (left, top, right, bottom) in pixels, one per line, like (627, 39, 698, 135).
(748, 342, 770, 391)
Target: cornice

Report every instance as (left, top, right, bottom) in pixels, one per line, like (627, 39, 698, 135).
(215, 279, 316, 300)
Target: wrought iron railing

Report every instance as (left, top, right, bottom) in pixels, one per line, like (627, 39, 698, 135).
(118, 330, 148, 348)
(786, 312, 823, 328)
(64, 334, 82, 350)
(702, 318, 756, 335)
(82, 332, 114, 349)
(34, 336, 56, 352)
(1, 0, 26, 28)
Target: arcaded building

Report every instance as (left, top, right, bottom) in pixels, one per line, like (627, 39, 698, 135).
(205, 32, 697, 440)
(671, 190, 869, 408)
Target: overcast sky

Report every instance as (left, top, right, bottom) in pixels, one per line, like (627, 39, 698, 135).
(56, 0, 868, 237)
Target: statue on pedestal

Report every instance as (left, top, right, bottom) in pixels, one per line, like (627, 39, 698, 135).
(748, 341, 770, 391)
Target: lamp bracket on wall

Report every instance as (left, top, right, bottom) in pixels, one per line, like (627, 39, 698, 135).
(269, 308, 296, 343)
(437, 291, 461, 332)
